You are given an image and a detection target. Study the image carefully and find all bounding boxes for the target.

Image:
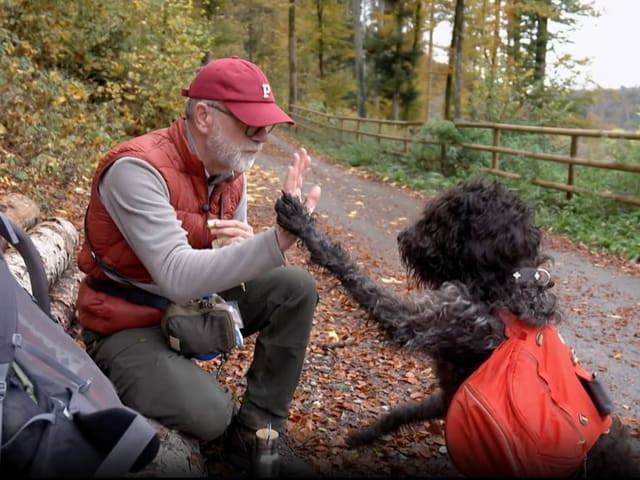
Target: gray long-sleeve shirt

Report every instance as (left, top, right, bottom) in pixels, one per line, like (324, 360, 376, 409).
(98, 157, 286, 304)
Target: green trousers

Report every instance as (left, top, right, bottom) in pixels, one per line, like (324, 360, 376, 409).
(84, 266, 317, 441)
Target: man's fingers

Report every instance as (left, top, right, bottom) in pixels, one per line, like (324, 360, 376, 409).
(284, 164, 298, 193)
(287, 147, 319, 199)
(304, 185, 322, 214)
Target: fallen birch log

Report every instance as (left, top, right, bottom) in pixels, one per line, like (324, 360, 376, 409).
(5, 216, 78, 293)
(49, 263, 84, 335)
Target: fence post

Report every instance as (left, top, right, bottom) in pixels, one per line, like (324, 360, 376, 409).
(492, 127, 501, 170)
(568, 136, 578, 201)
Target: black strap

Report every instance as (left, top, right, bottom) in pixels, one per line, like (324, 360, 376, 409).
(86, 276, 170, 310)
(0, 212, 53, 463)
(0, 254, 19, 464)
(0, 214, 50, 314)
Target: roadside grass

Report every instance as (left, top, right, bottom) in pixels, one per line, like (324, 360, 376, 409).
(289, 128, 640, 263)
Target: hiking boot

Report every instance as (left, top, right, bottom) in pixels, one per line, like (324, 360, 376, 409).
(223, 417, 320, 478)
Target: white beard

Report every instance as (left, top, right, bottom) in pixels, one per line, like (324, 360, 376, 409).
(207, 128, 258, 173)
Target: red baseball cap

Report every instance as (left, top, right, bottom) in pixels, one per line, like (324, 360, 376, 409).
(181, 56, 294, 128)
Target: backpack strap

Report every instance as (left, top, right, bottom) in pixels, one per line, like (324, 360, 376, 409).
(0, 252, 19, 465)
(0, 212, 53, 464)
(93, 414, 159, 478)
(0, 213, 51, 314)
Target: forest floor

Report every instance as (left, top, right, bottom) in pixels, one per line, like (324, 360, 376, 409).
(18, 130, 639, 477)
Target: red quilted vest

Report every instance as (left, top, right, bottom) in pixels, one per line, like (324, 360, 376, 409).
(77, 118, 244, 334)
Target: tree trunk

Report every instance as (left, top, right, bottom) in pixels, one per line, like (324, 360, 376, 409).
(453, 0, 465, 119)
(445, 0, 465, 120)
(315, 0, 325, 78)
(352, 0, 366, 117)
(288, 0, 297, 112)
(424, 1, 435, 120)
(533, 11, 548, 84)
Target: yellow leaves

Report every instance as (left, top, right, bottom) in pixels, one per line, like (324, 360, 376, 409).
(348, 210, 358, 218)
(327, 330, 340, 342)
(6, 60, 19, 74)
(65, 82, 89, 101)
(19, 40, 36, 56)
(0, 175, 18, 187)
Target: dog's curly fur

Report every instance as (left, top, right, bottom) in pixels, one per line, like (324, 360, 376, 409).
(275, 179, 638, 478)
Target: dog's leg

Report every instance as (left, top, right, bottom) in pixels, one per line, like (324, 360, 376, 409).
(585, 415, 640, 478)
(347, 390, 447, 446)
(276, 192, 429, 346)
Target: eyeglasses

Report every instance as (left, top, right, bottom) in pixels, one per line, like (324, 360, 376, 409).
(205, 102, 275, 137)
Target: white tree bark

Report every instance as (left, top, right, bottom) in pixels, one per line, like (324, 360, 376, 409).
(5, 216, 78, 292)
(49, 263, 84, 334)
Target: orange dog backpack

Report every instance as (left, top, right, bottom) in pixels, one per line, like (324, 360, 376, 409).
(445, 310, 613, 478)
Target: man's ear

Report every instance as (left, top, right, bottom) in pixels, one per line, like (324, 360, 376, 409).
(192, 101, 212, 134)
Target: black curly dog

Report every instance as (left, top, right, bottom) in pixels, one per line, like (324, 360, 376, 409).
(275, 179, 638, 478)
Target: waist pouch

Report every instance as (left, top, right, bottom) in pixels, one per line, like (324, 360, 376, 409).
(160, 295, 243, 357)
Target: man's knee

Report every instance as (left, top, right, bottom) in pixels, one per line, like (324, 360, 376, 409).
(94, 329, 236, 441)
(177, 385, 235, 440)
(278, 266, 318, 308)
(153, 353, 236, 440)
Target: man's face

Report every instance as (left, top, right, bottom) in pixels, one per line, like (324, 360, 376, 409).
(205, 124, 259, 174)
(200, 102, 270, 175)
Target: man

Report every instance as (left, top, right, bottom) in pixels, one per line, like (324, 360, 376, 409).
(76, 56, 322, 476)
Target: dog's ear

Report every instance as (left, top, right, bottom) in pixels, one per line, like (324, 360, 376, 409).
(397, 218, 449, 289)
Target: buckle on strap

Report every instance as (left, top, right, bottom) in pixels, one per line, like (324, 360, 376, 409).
(0, 363, 10, 399)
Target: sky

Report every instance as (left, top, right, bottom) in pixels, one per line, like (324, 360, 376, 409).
(553, 0, 640, 89)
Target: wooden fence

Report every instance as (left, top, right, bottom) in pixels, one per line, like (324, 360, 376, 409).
(289, 105, 640, 206)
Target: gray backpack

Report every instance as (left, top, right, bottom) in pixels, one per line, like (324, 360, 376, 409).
(0, 212, 160, 477)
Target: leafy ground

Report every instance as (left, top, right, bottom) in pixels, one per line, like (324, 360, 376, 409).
(5, 136, 639, 478)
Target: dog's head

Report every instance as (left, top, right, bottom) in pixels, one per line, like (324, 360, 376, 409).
(398, 180, 543, 302)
